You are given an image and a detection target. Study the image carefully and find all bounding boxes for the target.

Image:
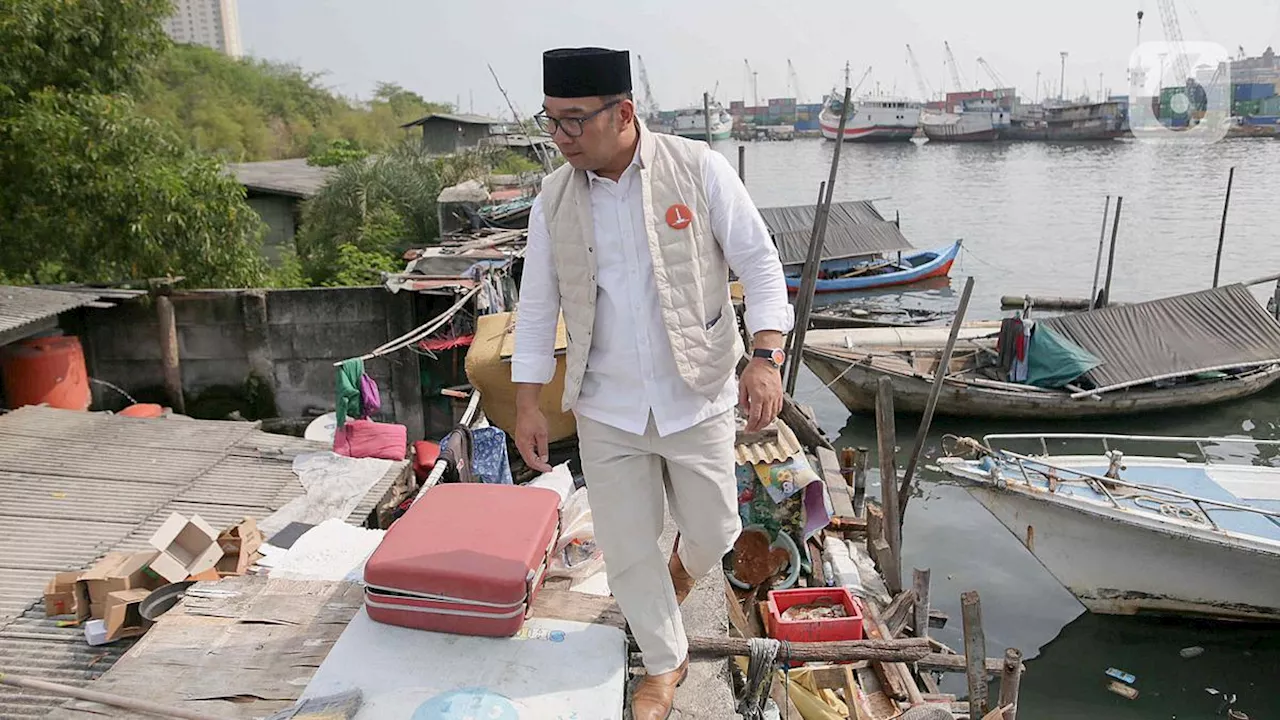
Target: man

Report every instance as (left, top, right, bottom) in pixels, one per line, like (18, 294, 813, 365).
(512, 47, 794, 719)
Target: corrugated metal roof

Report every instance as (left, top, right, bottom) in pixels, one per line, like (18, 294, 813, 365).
(758, 199, 889, 233)
(772, 221, 915, 266)
(401, 112, 503, 128)
(0, 287, 103, 341)
(1042, 283, 1280, 394)
(735, 420, 804, 465)
(0, 406, 409, 718)
(225, 158, 336, 199)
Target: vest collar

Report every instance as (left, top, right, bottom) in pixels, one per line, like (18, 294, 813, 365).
(582, 119, 650, 185)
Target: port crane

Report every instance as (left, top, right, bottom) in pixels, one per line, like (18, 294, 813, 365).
(975, 57, 1006, 90)
(1156, 0, 1192, 85)
(905, 45, 935, 102)
(743, 59, 759, 107)
(636, 54, 660, 118)
(786, 59, 806, 104)
(943, 41, 968, 93)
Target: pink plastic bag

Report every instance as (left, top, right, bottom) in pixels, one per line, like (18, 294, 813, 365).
(333, 418, 407, 460)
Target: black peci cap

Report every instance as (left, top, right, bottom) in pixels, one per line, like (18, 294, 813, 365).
(543, 47, 632, 98)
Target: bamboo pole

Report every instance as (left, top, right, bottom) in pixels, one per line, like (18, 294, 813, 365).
(687, 635, 931, 664)
(0, 672, 223, 720)
(785, 85, 853, 396)
(784, 183, 826, 394)
(875, 376, 902, 595)
(1212, 166, 1235, 288)
(1089, 195, 1111, 307)
(961, 591, 990, 717)
(853, 446, 868, 517)
(1099, 196, 1123, 309)
(898, 276, 975, 519)
(738, 144, 746, 182)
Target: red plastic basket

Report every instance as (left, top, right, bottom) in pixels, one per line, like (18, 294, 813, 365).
(766, 587, 864, 643)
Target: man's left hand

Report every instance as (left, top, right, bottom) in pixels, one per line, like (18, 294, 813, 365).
(739, 358, 783, 433)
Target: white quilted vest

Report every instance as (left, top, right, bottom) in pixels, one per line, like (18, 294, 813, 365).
(537, 122, 743, 412)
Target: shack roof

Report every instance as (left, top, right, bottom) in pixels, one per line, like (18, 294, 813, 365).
(758, 200, 914, 265)
(226, 158, 336, 199)
(1042, 284, 1280, 394)
(0, 406, 409, 717)
(401, 112, 503, 129)
(0, 285, 136, 345)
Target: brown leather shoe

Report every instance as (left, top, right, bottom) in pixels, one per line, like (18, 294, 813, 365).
(631, 658, 689, 720)
(669, 535, 696, 605)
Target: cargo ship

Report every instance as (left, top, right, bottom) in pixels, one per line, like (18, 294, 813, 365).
(921, 98, 1010, 142)
(670, 102, 733, 141)
(819, 94, 922, 142)
(1004, 100, 1126, 141)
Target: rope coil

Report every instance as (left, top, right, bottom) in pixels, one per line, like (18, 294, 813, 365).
(738, 637, 783, 720)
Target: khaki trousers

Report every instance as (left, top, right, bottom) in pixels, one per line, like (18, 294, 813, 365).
(576, 408, 742, 675)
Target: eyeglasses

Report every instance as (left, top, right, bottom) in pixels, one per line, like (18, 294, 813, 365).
(533, 99, 622, 138)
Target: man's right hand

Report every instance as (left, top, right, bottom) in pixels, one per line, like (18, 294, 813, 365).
(514, 386, 553, 473)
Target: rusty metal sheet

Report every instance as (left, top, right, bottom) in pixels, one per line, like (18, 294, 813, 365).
(735, 420, 803, 465)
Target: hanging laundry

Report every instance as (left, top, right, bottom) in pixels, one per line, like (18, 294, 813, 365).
(359, 373, 382, 417)
(335, 358, 364, 428)
(1011, 319, 1034, 383)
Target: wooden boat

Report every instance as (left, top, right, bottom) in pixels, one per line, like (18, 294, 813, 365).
(784, 241, 961, 294)
(802, 319, 1280, 420)
(936, 433, 1280, 621)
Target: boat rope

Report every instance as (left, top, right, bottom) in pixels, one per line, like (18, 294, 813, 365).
(737, 637, 784, 720)
(1131, 495, 1208, 523)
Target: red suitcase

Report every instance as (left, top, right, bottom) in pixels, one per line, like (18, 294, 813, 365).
(363, 482, 561, 637)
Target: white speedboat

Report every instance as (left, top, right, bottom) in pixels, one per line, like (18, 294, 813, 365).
(936, 433, 1280, 622)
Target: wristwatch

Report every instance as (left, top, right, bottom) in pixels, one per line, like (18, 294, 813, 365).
(752, 347, 786, 370)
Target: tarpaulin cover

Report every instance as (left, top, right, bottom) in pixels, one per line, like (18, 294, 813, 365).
(1041, 284, 1280, 393)
(758, 200, 915, 266)
(1025, 325, 1102, 388)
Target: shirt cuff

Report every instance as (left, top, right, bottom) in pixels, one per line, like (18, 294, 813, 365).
(744, 303, 796, 338)
(510, 356, 556, 385)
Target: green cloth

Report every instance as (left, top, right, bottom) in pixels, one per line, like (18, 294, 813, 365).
(1026, 325, 1102, 389)
(335, 358, 364, 428)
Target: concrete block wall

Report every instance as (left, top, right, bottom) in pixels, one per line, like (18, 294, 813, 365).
(78, 287, 425, 441)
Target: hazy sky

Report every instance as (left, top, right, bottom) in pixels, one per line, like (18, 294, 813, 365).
(241, 0, 1280, 117)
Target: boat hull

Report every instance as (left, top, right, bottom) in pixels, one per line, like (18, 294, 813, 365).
(820, 124, 916, 142)
(801, 351, 1280, 419)
(963, 482, 1280, 621)
(673, 127, 732, 141)
(784, 241, 960, 294)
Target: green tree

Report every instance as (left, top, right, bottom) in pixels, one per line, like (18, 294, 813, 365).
(0, 0, 267, 287)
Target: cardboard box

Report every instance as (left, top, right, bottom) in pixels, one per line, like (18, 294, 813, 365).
(43, 571, 87, 619)
(216, 518, 263, 577)
(187, 566, 220, 582)
(147, 512, 222, 584)
(89, 602, 106, 620)
(81, 551, 159, 606)
(104, 589, 152, 641)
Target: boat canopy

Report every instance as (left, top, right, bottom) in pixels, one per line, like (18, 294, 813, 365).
(759, 200, 915, 266)
(1042, 284, 1280, 395)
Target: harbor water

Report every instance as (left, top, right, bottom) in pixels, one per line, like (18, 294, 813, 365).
(731, 137, 1280, 718)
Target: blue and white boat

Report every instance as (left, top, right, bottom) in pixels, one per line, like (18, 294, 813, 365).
(937, 433, 1280, 622)
(783, 241, 962, 294)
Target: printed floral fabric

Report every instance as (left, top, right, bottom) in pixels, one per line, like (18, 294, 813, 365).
(735, 455, 832, 572)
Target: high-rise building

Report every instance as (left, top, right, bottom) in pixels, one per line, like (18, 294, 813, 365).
(162, 0, 242, 58)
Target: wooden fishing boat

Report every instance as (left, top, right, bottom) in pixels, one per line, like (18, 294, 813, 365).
(803, 284, 1280, 419)
(784, 241, 962, 294)
(758, 199, 961, 295)
(936, 433, 1280, 622)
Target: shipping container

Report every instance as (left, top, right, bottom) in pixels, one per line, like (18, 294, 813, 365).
(1233, 83, 1276, 101)
(730, 100, 745, 111)
(1235, 99, 1262, 116)
(1259, 95, 1280, 116)
(1242, 114, 1280, 126)
(798, 103, 824, 115)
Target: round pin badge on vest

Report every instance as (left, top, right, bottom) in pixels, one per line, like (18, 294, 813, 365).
(665, 203, 693, 230)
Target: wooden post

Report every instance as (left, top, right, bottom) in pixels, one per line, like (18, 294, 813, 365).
(997, 647, 1024, 720)
(1089, 195, 1111, 308)
(840, 447, 857, 488)
(1273, 280, 1280, 321)
(853, 446, 868, 517)
(703, 92, 713, 145)
(155, 294, 185, 414)
(1100, 196, 1123, 309)
(961, 591, 990, 718)
(913, 568, 932, 640)
(898, 275, 975, 518)
(1212, 166, 1235, 288)
(737, 144, 746, 182)
(785, 85, 853, 396)
(875, 377, 902, 595)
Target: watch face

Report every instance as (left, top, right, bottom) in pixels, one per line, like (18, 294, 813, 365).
(770, 348, 786, 367)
